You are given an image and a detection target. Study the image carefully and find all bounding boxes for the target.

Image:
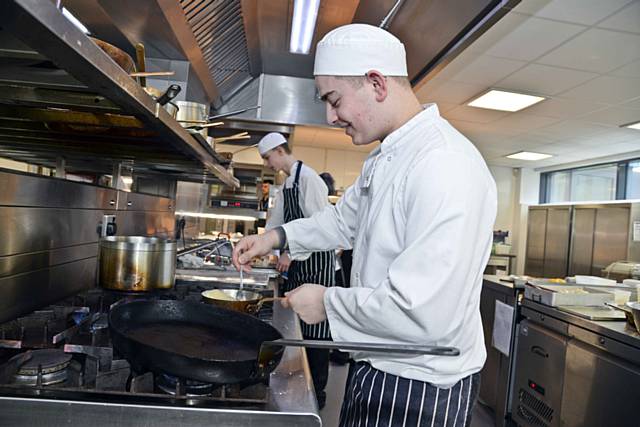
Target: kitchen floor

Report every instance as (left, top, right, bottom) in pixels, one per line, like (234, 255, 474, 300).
(320, 361, 496, 427)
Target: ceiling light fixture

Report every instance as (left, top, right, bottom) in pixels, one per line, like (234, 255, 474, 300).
(621, 120, 640, 130)
(290, 0, 321, 55)
(467, 89, 545, 112)
(61, 7, 90, 34)
(506, 151, 552, 161)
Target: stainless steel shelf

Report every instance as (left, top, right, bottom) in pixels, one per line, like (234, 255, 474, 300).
(0, 0, 238, 187)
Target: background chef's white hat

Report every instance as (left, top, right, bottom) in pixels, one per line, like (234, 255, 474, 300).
(258, 132, 287, 156)
(314, 24, 407, 77)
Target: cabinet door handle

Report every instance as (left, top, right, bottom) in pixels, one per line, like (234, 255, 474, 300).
(531, 345, 549, 358)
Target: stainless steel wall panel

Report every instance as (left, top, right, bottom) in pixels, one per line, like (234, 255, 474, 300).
(525, 209, 547, 277)
(0, 257, 96, 324)
(0, 169, 117, 209)
(117, 191, 175, 212)
(0, 243, 98, 278)
(569, 208, 596, 276)
(0, 207, 110, 257)
(543, 208, 571, 278)
(592, 207, 630, 274)
(115, 211, 175, 238)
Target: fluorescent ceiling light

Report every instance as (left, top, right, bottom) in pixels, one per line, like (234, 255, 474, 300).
(622, 121, 640, 130)
(467, 89, 545, 112)
(290, 0, 321, 54)
(506, 151, 552, 161)
(61, 7, 90, 34)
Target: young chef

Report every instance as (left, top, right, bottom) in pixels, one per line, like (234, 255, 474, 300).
(258, 132, 335, 409)
(234, 25, 497, 426)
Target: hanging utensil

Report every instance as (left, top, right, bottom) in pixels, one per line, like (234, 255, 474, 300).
(129, 71, 175, 78)
(185, 121, 224, 131)
(207, 106, 260, 121)
(135, 43, 146, 87)
(156, 84, 181, 106)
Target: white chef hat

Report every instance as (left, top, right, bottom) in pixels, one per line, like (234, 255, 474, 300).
(258, 132, 287, 156)
(314, 24, 408, 77)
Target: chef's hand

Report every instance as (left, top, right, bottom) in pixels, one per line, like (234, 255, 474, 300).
(281, 284, 327, 324)
(276, 253, 291, 272)
(233, 230, 280, 271)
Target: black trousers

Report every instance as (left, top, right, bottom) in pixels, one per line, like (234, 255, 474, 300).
(339, 361, 481, 427)
(306, 346, 330, 408)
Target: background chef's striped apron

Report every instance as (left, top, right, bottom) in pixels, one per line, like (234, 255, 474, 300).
(339, 361, 481, 427)
(282, 161, 335, 339)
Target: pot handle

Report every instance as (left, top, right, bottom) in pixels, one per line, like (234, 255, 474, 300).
(261, 339, 460, 356)
(246, 297, 282, 315)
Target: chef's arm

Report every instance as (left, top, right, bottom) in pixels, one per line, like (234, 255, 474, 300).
(282, 179, 360, 260)
(324, 151, 496, 344)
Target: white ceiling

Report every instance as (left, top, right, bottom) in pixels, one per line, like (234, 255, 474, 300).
(414, 0, 640, 169)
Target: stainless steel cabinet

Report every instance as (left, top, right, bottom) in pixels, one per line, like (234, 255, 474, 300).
(561, 340, 640, 427)
(525, 207, 571, 278)
(511, 320, 568, 427)
(569, 205, 630, 276)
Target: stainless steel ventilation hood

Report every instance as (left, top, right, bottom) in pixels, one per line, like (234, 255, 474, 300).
(61, 0, 519, 123)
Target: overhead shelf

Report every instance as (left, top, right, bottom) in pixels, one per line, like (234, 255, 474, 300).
(0, 0, 239, 187)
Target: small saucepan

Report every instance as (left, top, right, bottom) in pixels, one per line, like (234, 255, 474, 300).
(201, 289, 279, 314)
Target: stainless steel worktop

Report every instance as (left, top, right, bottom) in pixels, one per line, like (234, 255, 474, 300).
(522, 299, 640, 353)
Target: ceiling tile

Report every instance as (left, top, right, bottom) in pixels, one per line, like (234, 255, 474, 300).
(465, 13, 529, 55)
(524, 97, 608, 119)
(597, 1, 640, 34)
(611, 59, 640, 78)
(489, 113, 560, 132)
(578, 106, 640, 127)
(444, 105, 511, 124)
(447, 55, 526, 86)
(558, 75, 640, 104)
(535, 119, 612, 139)
(497, 64, 598, 96)
(537, 28, 640, 73)
(484, 16, 585, 61)
(512, 0, 633, 26)
(419, 80, 487, 105)
(538, 142, 581, 155)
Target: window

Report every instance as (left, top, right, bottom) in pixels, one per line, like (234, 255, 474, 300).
(570, 164, 617, 202)
(541, 159, 640, 203)
(628, 160, 640, 200)
(546, 171, 570, 203)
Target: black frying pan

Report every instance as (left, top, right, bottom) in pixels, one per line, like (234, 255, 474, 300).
(109, 299, 284, 384)
(109, 300, 460, 385)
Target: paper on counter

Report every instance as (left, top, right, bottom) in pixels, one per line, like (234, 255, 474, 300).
(492, 300, 514, 357)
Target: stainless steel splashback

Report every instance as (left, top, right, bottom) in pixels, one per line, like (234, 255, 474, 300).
(0, 169, 175, 323)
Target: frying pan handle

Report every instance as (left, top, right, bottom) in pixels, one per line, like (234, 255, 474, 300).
(261, 339, 460, 356)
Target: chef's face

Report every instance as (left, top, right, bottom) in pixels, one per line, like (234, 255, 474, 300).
(315, 74, 384, 145)
(262, 147, 284, 172)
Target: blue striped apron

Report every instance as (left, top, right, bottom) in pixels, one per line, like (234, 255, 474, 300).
(339, 362, 481, 427)
(282, 161, 335, 339)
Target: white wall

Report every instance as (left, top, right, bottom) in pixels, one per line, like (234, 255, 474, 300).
(489, 166, 516, 233)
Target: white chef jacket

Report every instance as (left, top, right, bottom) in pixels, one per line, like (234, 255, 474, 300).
(282, 104, 497, 387)
(265, 161, 330, 230)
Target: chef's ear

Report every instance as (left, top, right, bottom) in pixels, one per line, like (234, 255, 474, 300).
(365, 70, 388, 102)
